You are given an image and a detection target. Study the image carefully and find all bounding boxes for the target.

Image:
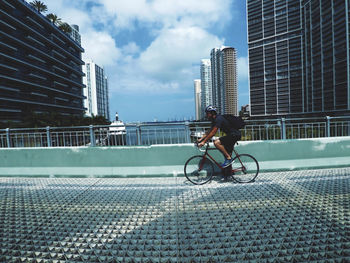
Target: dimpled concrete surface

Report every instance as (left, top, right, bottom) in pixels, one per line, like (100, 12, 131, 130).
(0, 168, 349, 262)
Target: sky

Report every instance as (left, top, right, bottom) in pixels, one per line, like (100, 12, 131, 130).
(35, 0, 249, 122)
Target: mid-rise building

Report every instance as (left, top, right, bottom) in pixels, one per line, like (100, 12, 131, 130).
(69, 24, 81, 45)
(247, 0, 350, 117)
(200, 59, 212, 119)
(0, 0, 85, 124)
(210, 47, 238, 115)
(83, 59, 110, 120)
(194, 79, 201, 120)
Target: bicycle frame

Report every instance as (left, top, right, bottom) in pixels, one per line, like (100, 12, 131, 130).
(199, 143, 246, 174)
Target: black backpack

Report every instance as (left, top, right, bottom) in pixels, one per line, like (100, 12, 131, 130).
(223, 114, 246, 130)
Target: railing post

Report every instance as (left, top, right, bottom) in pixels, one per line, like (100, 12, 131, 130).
(46, 126, 51, 147)
(326, 116, 331, 137)
(281, 118, 286, 140)
(6, 128, 11, 148)
(89, 125, 95, 146)
(136, 125, 141, 145)
(184, 121, 191, 143)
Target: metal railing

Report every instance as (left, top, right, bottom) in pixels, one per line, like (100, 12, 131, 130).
(0, 116, 349, 148)
(0, 123, 191, 148)
(240, 116, 350, 140)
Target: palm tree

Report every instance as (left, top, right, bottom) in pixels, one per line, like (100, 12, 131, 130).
(29, 0, 48, 13)
(58, 22, 72, 34)
(46, 13, 62, 26)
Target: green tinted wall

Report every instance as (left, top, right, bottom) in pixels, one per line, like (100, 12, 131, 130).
(0, 137, 349, 177)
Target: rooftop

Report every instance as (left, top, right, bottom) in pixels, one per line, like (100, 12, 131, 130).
(1, 167, 349, 262)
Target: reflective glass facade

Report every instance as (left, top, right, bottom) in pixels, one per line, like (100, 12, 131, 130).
(303, 0, 350, 113)
(0, 0, 85, 123)
(247, 0, 350, 117)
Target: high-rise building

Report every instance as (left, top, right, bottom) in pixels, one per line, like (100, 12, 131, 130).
(247, 0, 350, 117)
(200, 59, 212, 118)
(194, 79, 201, 120)
(0, 0, 85, 124)
(222, 47, 238, 116)
(210, 48, 223, 113)
(210, 47, 238, 115)
(83, 60, 110, 120)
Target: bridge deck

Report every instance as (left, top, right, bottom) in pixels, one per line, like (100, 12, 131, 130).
(1, 168, 349, 262)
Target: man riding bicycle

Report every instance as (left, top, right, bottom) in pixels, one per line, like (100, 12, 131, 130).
(197, 105, 241, 168)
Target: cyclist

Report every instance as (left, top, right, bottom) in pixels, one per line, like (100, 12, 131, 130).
(197, 105, 241, 168)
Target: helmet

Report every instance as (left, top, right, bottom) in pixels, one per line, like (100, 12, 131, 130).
(205, 105, 217, 113)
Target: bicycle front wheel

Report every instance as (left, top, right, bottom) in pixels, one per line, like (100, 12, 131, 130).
(184, 155, 214, 185)
(231, 154, 259, 183)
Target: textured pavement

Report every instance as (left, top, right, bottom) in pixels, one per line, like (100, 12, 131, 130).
(0, 168, 349, 262)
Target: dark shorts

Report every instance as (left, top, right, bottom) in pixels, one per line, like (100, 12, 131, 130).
(219, 134, 241, 154)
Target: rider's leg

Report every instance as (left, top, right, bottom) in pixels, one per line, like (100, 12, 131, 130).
(214, 139, 231, 159)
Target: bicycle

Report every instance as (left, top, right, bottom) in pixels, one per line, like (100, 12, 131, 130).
(184, 142, 259, 185)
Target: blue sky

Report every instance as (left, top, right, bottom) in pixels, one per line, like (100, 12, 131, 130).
(37, 0, 249, 122)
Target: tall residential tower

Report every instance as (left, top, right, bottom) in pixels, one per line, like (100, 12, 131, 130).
(200, 59, 212, 118)
(194, 79, 201, 120)
(83, 60, 110, 120)
(210, 47, 238, 115)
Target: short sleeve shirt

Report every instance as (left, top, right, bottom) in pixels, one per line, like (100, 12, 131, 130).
(211, 115, 237, 135)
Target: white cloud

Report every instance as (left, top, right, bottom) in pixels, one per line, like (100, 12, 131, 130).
(58, 9, 90, 28)
(121, 42, 141, 55)
(97, 0, 233, 29)
(81, 31, 121, 66)
(103, 24, 225, 94)
(138, 26, 223, 81)
(39, 0, 65, 13)
(107, 66, 182, 94)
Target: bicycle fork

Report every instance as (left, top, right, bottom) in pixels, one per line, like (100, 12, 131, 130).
(239, 157, 249, 174)
(198, 156, 207, 171)
(232, 149, 247, 174)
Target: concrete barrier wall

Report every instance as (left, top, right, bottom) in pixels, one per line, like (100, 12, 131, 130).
(0, 137, 349, 177)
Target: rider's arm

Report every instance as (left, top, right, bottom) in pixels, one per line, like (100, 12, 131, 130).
(198, 128, 211, 143)
(198, 126, 218, 145)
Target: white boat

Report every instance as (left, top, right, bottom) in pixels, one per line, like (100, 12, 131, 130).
(108, 112, 126, 145)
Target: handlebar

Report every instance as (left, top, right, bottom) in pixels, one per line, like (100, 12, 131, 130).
(195, 141, 210, 152)
(195, 140, 239, 152)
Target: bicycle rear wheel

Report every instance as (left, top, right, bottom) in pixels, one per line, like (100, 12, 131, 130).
(231, 154, 259, 183)
(184, 155, 214, 185)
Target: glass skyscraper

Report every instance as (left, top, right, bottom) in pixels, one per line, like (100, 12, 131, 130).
(247, 0, 350, 117)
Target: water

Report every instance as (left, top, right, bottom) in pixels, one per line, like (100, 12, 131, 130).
(125, 124, 190, 145)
